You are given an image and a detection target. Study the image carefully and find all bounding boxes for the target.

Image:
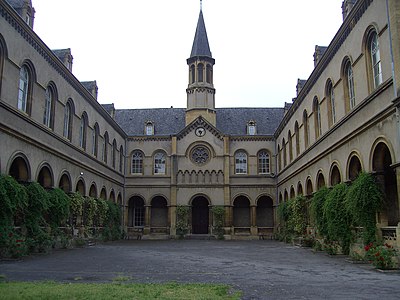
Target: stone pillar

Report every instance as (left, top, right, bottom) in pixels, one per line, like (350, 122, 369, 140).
(223, 136, 231, 231)
(144, 205, 151, 235)
(170, 136, 178, 236)
(250, 205, 257, 236)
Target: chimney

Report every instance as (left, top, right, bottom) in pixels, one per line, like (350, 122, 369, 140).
(342, 0, 356, 21)
(296, 79, 307, 96)
(313, 45, 328, 67)
(81, 81, 99, 100)
(52, 48, 73, 72)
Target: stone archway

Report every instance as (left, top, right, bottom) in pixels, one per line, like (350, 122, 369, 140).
(330, 164, 341, 186)
(128, 196, 145, 227)
(233, 196, 251, 228)
(348, 155, 362, 181)
(59, 173, 71, 192)
(372, 142, 399, 226)
(256, 196, 274, 227)
(37, 165, 53, 188)
(191, 196, 209, 234)
(151, 196, 168, 228)
(9, 156, 30, 182)
(76, 179, 85, 196)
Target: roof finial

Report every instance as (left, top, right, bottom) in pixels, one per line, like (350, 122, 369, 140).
(200, 0, 203, 11)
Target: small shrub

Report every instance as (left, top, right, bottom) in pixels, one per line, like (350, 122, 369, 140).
(212, 206, 225, 239)
(176, 206, 189, 238)
(364, 242, 398, 269)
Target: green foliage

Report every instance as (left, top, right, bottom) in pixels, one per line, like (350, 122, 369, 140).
(95, 198, 109, 227)
(101, 201, 122, 241)
(288, 195, 307, 235)
(0, 226, 27, 258)
(277, 201, 290, 223)
(323, 183, 352, 254)
(84, 197, 97, 227)
(69, 192, 84, 226)
(364, 242, 398, 269)
(345, 172, 383, 244)
(176, 205, 189, 238)
(310, 187, 330, 237)
(0, 175, 28, 227)
(212, 206, 225, 239)
(47, 188, 70, 228)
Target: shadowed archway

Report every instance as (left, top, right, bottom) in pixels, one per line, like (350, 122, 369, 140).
(191, 196, 209, 234)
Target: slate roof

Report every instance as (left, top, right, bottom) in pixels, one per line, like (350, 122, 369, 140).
(114, 108, 284, 136)
(190, 10, 212, 58)
(52, 49, 71, 61)
(6, 0, 25, 9)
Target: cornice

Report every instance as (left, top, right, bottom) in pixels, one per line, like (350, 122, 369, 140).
(0, 1, 126, 138)
(230, 135, 274, 142)
(127, 136, 172, 142)
(275, 0, 374, 137)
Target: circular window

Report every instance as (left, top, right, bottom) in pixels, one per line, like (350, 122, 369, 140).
(190, 146, 210, 165)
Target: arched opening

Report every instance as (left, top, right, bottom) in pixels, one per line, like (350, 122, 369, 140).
(279, 193, 283, 204)
(284, 190, 288, 202)
(233, 196, 250, 228)
(100, 187, 107, 200)
(348, 155, 362, 181)
(109, 190, 116, 203)
(76, 179, 85, 196)
(290, 186, 295, 199)
(192, 196, 209, 234)
(89, 183, 97, 198)
(9, 156, 30, 182)
(297, 182, 303, 196)
(37, 165, 53, 188)
(317, 172, 325, 190)
(256, 196, 274, 227)
(59, 173, 71, 193)
(306, 178, 313, 196)
(372, 142, 399, 226)
(330, 165, 341, 186)
(128, 196, 145, 227)
(151, 196, 168, 229)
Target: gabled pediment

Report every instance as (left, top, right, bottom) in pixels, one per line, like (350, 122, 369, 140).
(176, 116, 223, 140)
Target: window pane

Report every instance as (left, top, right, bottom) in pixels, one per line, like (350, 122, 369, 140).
(18, 67, 29, 112)
(43, 88, 52, 127)
(235, 152, 247, 174)
(154, 153, 166, 174)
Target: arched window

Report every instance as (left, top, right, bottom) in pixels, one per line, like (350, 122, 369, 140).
(206, 64, 212, 83)
(326, 80, 336, 127)
(92, 123, 99, 157)
(367, 30, 382, 89)
(119, 145, 124, 173)
(282, 138, 287, 167)
(43, 85, 55, 128)
(112, 139, 117, 169)
(303, 110, 309, 148)
(258, 150, 270, 174)
(247, 120, 256, 135)
(190, 64, 195, 84)
(313, 97, 321, 139)
(294, 121, 300, 156)
(131, 151, 143, 174)
(343, 58, 356, 111)
(103, 132, 109, 163)
(277, 145, 282, 171)
(17, 66, 29, 113)
(63, 100, 73, 140)
(145, 121, 154, 135)
(288, 131, 293, 162)
(154, 152, 166, 174)
(197, 63, 204, 82)
(79, 113, 88, 150)
(235, 151, 247, 174)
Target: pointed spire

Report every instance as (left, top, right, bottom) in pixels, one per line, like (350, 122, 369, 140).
(190, 8, 212, 58)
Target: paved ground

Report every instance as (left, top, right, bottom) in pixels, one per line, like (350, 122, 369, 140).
(1, 240, 400, 299)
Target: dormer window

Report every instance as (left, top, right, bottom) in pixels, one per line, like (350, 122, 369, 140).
(145, 121, 154, 135)
(247, 120, 256, 135)
(25, 14, 30, 25)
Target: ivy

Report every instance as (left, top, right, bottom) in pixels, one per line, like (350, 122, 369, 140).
(345, 172, 383, 244)
(95, 198, 109, 227)
(323, 183, 352, 254)
(310, 187, 330, 238)
(176, 205, 189, 238)
(101, 200, 122, 241)
(212, 206, 225, 239)
(69, 192, 84, 226)
(47, 188, 70, 229)
(0, 175, 28, 227)
(83, 197, 97, 227)
(288, 195, 307, 236)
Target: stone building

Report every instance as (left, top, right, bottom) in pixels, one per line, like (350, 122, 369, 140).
(0, 0, 399, 239)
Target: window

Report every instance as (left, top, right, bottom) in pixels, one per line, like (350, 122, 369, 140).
(258, 151, 270, 174)
(206, 64, 212, 83)
(294, 121, 300, 156)
(145, 121, 154, 135)
(92, 123, 99, 157)
(368, 31, 382, 89)
(288, 131, 293, 162)
(282, 138, 287, 167)
(235, 151, 247, 174)
(198, 63, 204, 82)
(103, 132, 109, 163)
(347, 63, 356, 109)
(119, 146, 124, 173)
(313, 97, 321, 139)
(277, 145, 282, 171)
(43, 87, 53, 127)
(112, 140, 117, 169)
(131, 151, 143, 174)
(190, 65, 195, 84)
(154, 152, 166, 174)
(326, 80, 336, 127)
(79, 113, 88, 149)
(17, 66, 29, 112)
(247, 120, 256, 135)
(303, 110, 309, 148)
(63, 101, 73, 140)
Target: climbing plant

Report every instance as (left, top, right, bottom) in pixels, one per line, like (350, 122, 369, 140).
(323, 183, 352, 254)
(47, 188, 70, 229)
(101, 200, 122, 241)
(0, 175, 28, 227)
(69, 192, 84, 226)
(310, 187, 330, 238)
(212, 206, 225, 239)
(95, 197, 109, 227)
(176, 205, 189, 238)
(345, 172, 383, 244)
(288, 195, 307, 236)
(83, 197, 97, 227)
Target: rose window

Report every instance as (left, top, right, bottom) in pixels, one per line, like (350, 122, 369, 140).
(191, 146, 210, 164)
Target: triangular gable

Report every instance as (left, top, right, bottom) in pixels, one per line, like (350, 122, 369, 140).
(176, 116, 223, 141)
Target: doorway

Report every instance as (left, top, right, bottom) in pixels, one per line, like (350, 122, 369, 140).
(192, 196, 209, 234)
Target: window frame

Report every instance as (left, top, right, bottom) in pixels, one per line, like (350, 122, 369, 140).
(153, 152, 166, 175)
(17, 66, 29, 113)
(235, 151, 248, 175)
(131, 151, 144, 175)
(63, 100, 73, 140)
(368, 30, 382, 89)
(258, 150, 270, 175)
(79, 113, 88, 150)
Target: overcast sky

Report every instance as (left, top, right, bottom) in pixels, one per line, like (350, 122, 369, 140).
(32, 0, 343, 109)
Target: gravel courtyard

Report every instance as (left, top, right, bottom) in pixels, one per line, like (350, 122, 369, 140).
(1, 240, 400, 299)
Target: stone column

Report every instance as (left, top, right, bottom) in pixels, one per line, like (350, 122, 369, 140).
(144, 205, 151, 235)
(170, 136, 178, 236)
(250, 205, 257, 236)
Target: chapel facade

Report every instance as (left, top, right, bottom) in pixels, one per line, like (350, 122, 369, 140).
(0, 0, 399, 239)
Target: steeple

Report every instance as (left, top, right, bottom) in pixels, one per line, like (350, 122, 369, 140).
(186, 4, 216, 127)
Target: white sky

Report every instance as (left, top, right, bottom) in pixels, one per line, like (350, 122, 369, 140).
(32, 0, 343, 109)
